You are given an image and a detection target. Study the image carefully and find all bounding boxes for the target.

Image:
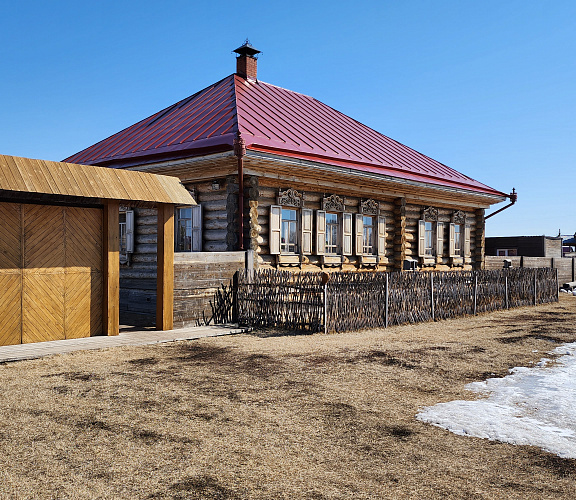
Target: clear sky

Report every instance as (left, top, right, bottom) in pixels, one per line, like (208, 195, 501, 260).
(1, 0, 574, 237)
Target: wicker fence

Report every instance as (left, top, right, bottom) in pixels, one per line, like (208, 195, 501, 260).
(236, 268, 559, 333)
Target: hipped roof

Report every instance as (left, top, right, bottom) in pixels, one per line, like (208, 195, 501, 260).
(64, 74, 506, 199)
(0, 154, 195, 205)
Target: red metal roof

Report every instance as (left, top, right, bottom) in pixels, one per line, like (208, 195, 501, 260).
(64, 74, 506, 198)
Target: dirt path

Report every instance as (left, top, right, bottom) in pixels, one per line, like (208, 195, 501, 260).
(1, 296, 575, 499)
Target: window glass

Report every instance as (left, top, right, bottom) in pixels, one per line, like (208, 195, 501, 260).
(425, 221, 434, 256)
(325, 213, 339, 254)
(119, 211, 127, 254)
(281, 209, 298, 253)
(176, 207, 192, 252)
(363, 215, 375, 255)
(454, 224, 462, 256)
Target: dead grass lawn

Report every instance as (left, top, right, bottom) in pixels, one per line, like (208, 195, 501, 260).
(1, 296, 576, 499)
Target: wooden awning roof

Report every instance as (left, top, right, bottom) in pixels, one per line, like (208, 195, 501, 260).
(0, 155, 195, 205)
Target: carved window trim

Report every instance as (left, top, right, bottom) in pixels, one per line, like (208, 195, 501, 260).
(323, 194, 345, 212)
(422, 206, 438, 222)
(452, 210, 466, 225)
(277, 188, 303, 208)
(360, 199, 379, 216)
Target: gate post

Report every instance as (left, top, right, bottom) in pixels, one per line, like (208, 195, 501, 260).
(430, 273, 435, 321)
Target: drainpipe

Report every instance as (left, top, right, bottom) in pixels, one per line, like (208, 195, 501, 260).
(485, 188, 517, 220)
(234, 131, 246, 250)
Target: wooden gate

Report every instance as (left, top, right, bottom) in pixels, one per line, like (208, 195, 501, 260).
(0, 203, 103, 346)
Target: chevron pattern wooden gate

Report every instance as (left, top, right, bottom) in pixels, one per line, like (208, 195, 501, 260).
(0, 203, 103, 346)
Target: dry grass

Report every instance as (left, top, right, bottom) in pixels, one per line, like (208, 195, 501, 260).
(1, 296, 576, 499)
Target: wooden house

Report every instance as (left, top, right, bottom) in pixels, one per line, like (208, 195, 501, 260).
(0, 154, 194, 346)
(64, 42, 509, 326)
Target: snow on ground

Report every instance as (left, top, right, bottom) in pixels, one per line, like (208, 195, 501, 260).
(417, 343, 576, 458)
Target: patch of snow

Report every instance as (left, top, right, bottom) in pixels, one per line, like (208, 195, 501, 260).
(417, 343, 576, 458)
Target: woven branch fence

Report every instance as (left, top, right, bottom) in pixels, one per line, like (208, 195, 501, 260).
(236, 268, 558, 333)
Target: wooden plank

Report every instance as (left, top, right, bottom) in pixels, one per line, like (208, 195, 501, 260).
(103, 201, 120, 336)
(156, 204, 174, 330)
(0, 155, 194, 205)
(23, 205, 65, 271)
(23, 273, 65, 343)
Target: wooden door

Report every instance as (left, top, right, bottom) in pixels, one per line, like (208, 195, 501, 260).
(0, 203, 103, 346)
(0, 203, 23, 346)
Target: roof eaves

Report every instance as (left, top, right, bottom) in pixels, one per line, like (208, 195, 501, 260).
(245, 149, 507, 201)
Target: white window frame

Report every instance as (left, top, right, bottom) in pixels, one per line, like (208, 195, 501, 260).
(280, 208, 299, 254)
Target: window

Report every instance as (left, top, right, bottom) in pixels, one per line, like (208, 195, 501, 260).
(497, 248, 517, 257)
(418, 217, 444, 260)
(175, 205, 202, 252)
(453, 224, 462, 256)
(281, 208, 298, 253)
(325, 213, 339, 254)
(425, 221, 434, 256)
(449, 221, 471, 259)
(270, 206, 313, 256)
(119, 209, 134, 255)
(362, 216, 375, 254)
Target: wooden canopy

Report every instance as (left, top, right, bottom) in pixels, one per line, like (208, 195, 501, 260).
(0, 154, 193, 342)
(0, 154, 195, 205)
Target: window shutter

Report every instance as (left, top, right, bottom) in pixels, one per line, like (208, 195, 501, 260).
(355, 214, 363, 255)
(269, 205, 281, 255)
(377, 216, 386, 256)
(449, 223, 455, 257)
(418, 219, 426, 257)
(301, 209, 313, 255)
(191, 205, 202, 252)
(342, 212, 353, 256)
(316, 210, 326, 255)
(126, 210, 134, 253)
(464, 224, 471, 257)
(436, 222, 444, 257)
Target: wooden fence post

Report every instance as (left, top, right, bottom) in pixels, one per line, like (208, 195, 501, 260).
(385, 272, 389, 328)
(430, 273, 435, 321)
(232, 270, 239, 323)
(322, 272, 330, 334)
(534, 271, 537, 305)
(505, 274, 509, 309)
(473, 273, 478, 316)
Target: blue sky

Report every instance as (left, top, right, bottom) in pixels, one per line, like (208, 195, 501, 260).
(1, 0, 574, 237)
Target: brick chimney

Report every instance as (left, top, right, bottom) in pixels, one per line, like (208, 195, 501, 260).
(233, 40, 261, 80)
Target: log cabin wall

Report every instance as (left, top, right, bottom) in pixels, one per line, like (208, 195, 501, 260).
(119, 207, 158, 326)
(119, 176, 245, 327)
(246, 175, 482, 272)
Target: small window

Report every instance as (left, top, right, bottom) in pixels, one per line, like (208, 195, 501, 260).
(425, 221, 435, 256)
(119, 212, 128, 254)
(175, 205, 202, 252)
(362, 215, 375, 255)
(497, 248, 517, 257)
(119, 209, 134, 255)
(325, 213, 339, 255)
(176, 207, 192, 252)
(453, 224, 462, 256)
(281, 208, 298, 253)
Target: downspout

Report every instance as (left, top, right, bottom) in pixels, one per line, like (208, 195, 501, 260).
(485, 188, 517, 220)
(234, 131, 246, 250)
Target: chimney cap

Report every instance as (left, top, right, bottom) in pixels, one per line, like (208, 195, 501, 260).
(233, 39, 261, 58)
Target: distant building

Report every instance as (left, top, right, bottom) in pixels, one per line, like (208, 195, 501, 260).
(485, 236, 563, 258)
(562, 234, 576, 257)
